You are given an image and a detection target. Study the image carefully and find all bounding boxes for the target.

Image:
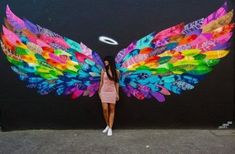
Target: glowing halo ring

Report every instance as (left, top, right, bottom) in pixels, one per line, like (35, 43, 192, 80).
(98, 36, 119, 45)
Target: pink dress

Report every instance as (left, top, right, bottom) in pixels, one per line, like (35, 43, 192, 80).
(100, 71, 117, 104)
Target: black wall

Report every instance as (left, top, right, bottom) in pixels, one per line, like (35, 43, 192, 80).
(0, 0, 234, 130)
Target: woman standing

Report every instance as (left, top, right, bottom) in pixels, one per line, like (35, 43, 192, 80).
(98, 56, 120, 136)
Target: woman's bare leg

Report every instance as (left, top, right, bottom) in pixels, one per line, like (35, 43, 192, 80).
(108, 103, 116, 128)
(101, 103, 109, 125)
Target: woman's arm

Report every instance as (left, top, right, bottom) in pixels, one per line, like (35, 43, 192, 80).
(115, 70, 120, 95)
(98, 69, 104, 94)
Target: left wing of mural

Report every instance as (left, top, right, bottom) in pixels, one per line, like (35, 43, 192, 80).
(0, 5, 104, 99)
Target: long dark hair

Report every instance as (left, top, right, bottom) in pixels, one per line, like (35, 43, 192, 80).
(103, 56, 118, 83)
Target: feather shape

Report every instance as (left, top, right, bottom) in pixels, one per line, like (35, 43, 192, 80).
(115, 2, 234, 102)
(0, 5, 103, 99)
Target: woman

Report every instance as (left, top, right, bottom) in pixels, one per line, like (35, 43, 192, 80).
(98, 56, 120, 136)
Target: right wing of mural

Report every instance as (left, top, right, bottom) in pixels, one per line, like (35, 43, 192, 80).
(115, 2, 234, 102)
(0, 5, 104, 99)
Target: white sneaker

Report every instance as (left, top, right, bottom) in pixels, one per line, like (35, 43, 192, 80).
(107, 128, 112, 136)
(102, 125, 109, 133)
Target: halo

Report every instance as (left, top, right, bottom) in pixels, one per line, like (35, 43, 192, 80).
(98, 36, 119, 45)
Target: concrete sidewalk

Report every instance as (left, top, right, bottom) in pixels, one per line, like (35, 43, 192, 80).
(0, 129, 235, 154)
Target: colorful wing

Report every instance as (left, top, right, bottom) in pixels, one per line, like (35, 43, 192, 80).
(0, 5, 104, 99)
(115, 2, 234, 102)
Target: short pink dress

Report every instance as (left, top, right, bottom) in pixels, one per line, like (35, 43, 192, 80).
(100, 71, 117, 104)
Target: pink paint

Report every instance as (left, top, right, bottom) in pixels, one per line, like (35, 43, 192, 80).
(203, 2, 228, 26)
(36, 39, 51, 48)
(75, 52, 90, 63)
(122, 54, 148, 68)
(6, 5, 25, 30)
(80, 42, 93, 59)
(189, 34, 212, 47)
(158, 85, 171, 96)
(72, 89, 84, 99)
(154, 23, 184, 41)
(2, 26, 20, 45)
(49, 53, 66, 64)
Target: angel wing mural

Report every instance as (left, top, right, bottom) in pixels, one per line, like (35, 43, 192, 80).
(0, 2, 234, 103)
